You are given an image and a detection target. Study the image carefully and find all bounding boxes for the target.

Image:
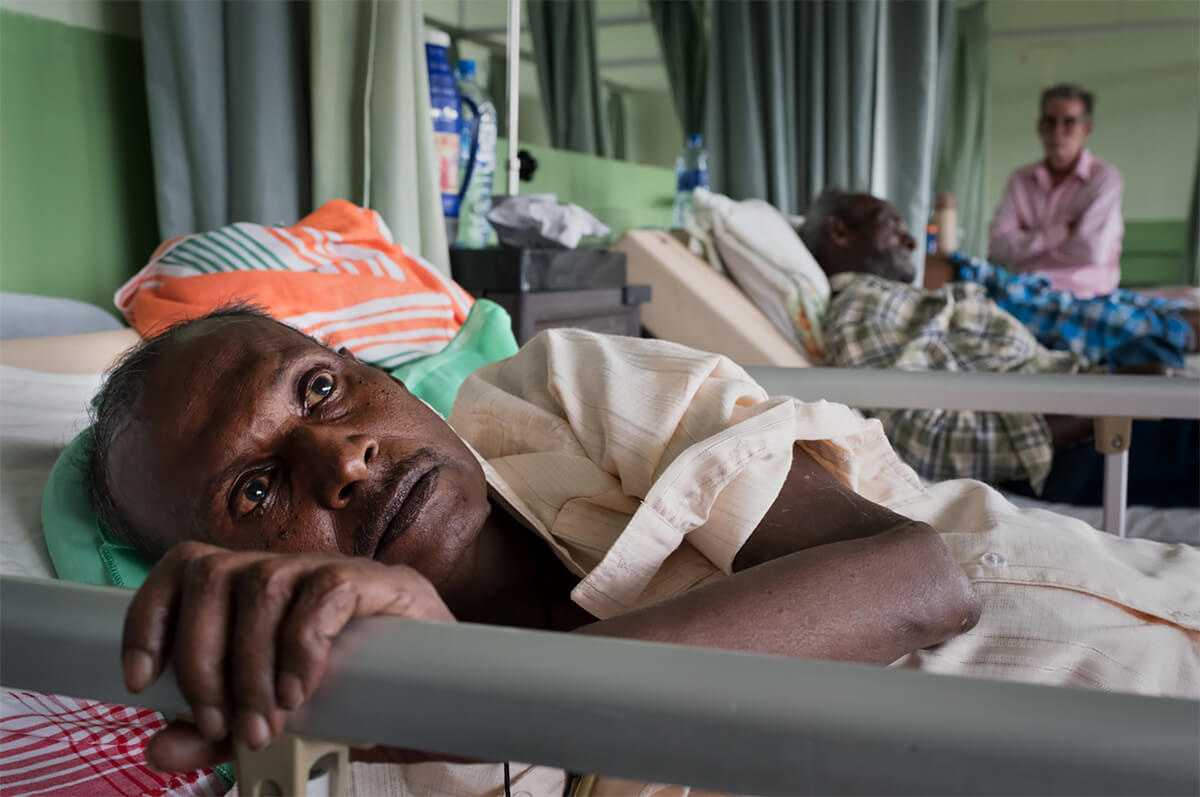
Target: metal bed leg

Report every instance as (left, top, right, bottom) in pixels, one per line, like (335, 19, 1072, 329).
(1094, 417, 1132, 537)
(235, 733, 351, 797)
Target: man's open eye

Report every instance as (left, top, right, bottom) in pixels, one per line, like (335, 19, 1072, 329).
(305, 371, 335, 409)
(235, 474, 271, 515)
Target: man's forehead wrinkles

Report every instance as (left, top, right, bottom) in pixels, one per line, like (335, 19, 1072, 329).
(162, 339, 280, 493)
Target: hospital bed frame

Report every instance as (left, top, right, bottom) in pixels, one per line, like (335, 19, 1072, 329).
(2, 370, 1198, 796)
(749, 367, 1200, 538)
(2, 576, 1197, 796)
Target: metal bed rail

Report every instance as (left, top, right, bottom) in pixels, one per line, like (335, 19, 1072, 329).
(746, 368, 1200, 537)
(2, 576, 1197, 796)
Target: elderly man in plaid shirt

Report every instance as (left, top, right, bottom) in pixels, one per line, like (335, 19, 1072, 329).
(798, 190, 1197, 508)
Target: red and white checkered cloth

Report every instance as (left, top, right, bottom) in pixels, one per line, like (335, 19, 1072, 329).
(0, 691, 228, 797)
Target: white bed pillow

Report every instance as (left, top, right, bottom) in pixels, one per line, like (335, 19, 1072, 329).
(0, 365, 103, 579)
(688, 189, 829, 361)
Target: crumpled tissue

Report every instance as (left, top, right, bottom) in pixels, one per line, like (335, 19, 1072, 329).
(487, 194, 610, 249)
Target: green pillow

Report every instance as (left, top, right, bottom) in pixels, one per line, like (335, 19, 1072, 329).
(42, 299, 519, 589)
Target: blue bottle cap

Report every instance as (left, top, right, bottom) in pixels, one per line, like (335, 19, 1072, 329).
(686, 133, 703, 147)
(457, 59, 477, 80)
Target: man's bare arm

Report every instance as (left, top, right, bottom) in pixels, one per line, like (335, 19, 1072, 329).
(575, 444, 981, 666)
(576, 523, 979, 666)
(737, 444, 918, 566)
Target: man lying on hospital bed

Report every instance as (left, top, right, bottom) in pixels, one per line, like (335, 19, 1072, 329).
(795, 190, 1199, 508)
(84, 304, 1198, 781)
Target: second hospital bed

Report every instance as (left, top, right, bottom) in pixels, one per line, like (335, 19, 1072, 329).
(615, 229, 1200, 540)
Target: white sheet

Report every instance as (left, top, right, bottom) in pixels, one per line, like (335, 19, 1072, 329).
(0, 365, 102, 580)
(1004, 494, 1199, 545)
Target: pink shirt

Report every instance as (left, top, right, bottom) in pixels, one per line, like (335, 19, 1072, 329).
(988, 149, 1124, 298)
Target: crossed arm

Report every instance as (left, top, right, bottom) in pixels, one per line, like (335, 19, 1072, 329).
(122, 445, 979, 771)
(988, 170, 1123, 271)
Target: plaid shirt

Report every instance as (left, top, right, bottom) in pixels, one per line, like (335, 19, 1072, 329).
(953, 252, 1194, 364)
(823, 273, 1093, 488)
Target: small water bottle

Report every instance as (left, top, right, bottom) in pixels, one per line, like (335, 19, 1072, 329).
(672, 134, 708, 229)
(455, 59, 498, 249)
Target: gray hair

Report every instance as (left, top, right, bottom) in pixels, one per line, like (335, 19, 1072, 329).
(798, 189, 858, 264)
(86, 302, 276, 555)
(1041, 83, 1094, 118)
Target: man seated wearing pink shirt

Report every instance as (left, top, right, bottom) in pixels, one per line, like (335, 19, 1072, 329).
(989, 83, 1123, 298)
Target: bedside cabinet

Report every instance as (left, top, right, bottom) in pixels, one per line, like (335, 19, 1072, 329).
(449, 247, 651, 345)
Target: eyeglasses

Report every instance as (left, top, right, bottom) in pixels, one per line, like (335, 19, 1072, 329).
(1039, 115, 1085, 132)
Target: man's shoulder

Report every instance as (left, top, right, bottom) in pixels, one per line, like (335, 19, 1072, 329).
(830, 273, 918, 303)
(1084, 153, 1123, 186)
(827, 274, 930, 329)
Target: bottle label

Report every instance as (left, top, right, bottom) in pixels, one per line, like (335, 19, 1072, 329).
(436, 132, 461, 216)
(677, 169, 708, 193)
(436, 133, 461, 193)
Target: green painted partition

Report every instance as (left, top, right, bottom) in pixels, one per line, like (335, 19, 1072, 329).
(0, 10, 159, 312)
(1120, 220, 1191, 288)
(496, 139, 675, 242)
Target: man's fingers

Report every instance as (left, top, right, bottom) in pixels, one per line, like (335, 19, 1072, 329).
(275, 563, 453, 708)
(171, 550, 243, 741)
(144, 720, 233, 773)
(122, 542, 209, 693)
(274, 564, 367, 709)
(229, 557, 311, 749)
(125, 545, 456, 765)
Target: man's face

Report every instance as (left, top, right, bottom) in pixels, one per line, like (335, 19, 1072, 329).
(107, 317, 491, 586)
(1038, 97, 1092, 171)
(836, 195, 917, 284)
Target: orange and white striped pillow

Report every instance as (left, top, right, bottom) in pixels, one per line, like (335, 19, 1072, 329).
(116, 200, 473, 369)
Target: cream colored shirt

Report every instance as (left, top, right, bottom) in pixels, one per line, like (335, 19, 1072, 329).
(450, 328, 1200, 700)
(368, 329, 1197, 797)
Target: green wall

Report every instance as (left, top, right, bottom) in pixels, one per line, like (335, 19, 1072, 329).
(0, 8, 158, 311)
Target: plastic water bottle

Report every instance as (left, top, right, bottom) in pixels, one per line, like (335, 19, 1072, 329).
(454, 59, 498, 249)
(424, 30, 461, 241)
(672, 134, 709, 229)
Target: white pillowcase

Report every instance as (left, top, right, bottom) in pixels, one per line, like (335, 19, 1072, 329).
(0, 365, 103, 580)
(687, 188, 830, 361)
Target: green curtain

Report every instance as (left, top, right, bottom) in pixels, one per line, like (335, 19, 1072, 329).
(310, 0, 448, 271)
(308, 0, 447, 271)
(527, 0, 608, 156)
(140, 0, 448, 272)
(934, 2, 989, 257)
(607, 88, 628, 162)
(648, 0, 707, 138)
(1187, 140, 1200, 285)
(706, 0, 956, 282)
(140, 0, 311, 237)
